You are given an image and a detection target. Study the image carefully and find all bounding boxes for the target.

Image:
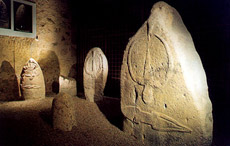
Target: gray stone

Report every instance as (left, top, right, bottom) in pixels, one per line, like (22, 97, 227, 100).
(83, 47, 108, 102)
(120, 1, 213, 146)
(59, 75, 77, 96)
(52, 92, 76, 131)
(20, 58, 45, 100)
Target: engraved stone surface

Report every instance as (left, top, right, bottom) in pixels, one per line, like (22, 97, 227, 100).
(52, 92, 76, 131)
(83, 47, 108, 102)
(59, 75, 77, 96)
(20, 58, 45, 100)
(120, 1, 213, 146)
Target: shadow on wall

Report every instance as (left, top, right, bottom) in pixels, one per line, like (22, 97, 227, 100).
(68, 63, 77, 80)
(39, 51, 60, 96)
(0, 61, 21, 101)
(69, 63, 77, 91)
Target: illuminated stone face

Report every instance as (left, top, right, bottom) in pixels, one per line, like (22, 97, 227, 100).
(20, 58, 45, 99)
(121, 1, 213, 146)
(83, 47, 108, 102)
(59, 75, 77, 96)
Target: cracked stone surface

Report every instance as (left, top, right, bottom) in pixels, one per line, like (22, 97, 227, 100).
(120, 1, 213, 146)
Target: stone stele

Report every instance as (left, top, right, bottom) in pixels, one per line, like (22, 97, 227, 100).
(20, 58, 45, 100)
(59, 75, 77, 96)
(120, 1, 213, 146)
(52, 92, 76, 131)
(83, 47, 108, 102)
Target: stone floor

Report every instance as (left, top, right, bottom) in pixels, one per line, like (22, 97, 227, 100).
(0, 96, 143, 146)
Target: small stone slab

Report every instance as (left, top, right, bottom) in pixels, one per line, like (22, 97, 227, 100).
(120, 1, 213, 146)
(20, 58, 45, 100)
(83, 47, 108, 102)
(59, 75, 77, 96)
(52, 92, 76, 131)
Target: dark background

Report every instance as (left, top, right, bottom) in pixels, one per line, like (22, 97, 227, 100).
(69, 0, 230, 145)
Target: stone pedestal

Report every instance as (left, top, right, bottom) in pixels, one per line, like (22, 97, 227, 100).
(83, 47, 108, 102)
(120, 2, 213, 146)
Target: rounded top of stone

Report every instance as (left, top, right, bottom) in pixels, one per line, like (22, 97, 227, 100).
(28, 58, 37, 63)
(54, 92, 72, 102)
(53, 93, 74, 109)
(90, 47, 104, 54)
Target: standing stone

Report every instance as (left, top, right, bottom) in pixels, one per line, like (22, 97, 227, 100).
(59, 75, 77, 96)
(52, 92, 76, 131)
(120, 1, 213, 146)
(20, 58, 45, 100)
(83, 47, 108, 102)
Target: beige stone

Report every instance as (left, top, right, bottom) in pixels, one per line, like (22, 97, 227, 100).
(0, 0, 76, 98)
(83, 47, 108, 102)
(20, 58, 45, 100)
(59, 75, 77, 96)
(0, 61, 20, 101)
(120, 1, 213, 146)
(52, 92, 76, 131)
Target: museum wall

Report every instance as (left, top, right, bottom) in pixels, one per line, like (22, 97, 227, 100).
(0, 0, 76, 100)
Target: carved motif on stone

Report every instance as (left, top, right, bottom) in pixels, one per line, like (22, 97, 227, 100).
(121, 1, 213, 146)
(84, 49, 103, 78)
(21, 58, 45, 99)
(83, 47, 108, 102)
(128, 35, 170, 104)
(124, 106, 192, 133)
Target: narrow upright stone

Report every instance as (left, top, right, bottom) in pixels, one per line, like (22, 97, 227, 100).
(120, 1, 213, 146)
(52, 92, 76, 131)
(20, 58, 45, 99)
(83, 47, 108, 102)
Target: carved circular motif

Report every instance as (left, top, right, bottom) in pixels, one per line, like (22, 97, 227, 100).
(85, 50, 103, 78)
(128, 35, 170, 88)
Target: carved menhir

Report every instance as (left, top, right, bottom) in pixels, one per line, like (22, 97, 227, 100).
(20, 58, 45, 99)
(59, 75, 77, 96)
(83, 47, 108, 102)
(121, 1, 213, 146)
(52, 92, 77, 131)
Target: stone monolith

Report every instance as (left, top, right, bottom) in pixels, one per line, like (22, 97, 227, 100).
(120, 1, 213, 146)
(83, 47, 108, 102)
(52, 92, 76, 131)
(20, 58, 45, 99)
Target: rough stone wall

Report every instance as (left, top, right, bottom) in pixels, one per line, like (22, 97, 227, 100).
(0, 0, 76, 100)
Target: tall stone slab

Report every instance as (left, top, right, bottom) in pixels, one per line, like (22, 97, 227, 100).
(21, 58, 45, 99)
(83, 47, 108, 102)
(120, 1, 213, 146)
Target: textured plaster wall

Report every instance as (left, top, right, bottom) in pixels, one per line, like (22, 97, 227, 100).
(0, 0, 76, 100)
